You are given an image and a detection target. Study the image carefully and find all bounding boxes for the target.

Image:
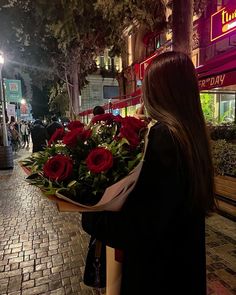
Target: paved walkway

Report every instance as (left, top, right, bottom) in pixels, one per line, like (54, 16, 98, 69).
(0, 148, 100, 295)
(0, 148, 235, 295)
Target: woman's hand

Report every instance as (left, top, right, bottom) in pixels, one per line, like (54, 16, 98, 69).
(134, 103, 150, 122)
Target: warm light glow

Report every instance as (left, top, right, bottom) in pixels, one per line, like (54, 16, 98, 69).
(0, 52, 4, 65)
(211, 6, 236, 41)
(21, 98, 26, 104)
(223, 20, 236, 32)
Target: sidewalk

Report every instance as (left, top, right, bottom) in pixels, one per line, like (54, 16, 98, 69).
(0, 147, 235, 294)
(0, 148, 100, 295)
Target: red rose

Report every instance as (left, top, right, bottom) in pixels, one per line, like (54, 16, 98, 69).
(43, 155, 73, 182)
(92, 113, 115, 124)
(113, 115, 123, 123)
(120, 126, 140, 147)
(67, 120, 84, 130)
(86, 147, 113, 173)
(48, 128, 65, 146)
(63, 128, 91, 148)
(122, 116, 147, 131)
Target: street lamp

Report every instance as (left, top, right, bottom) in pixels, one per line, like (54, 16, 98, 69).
(0, 51, 8, 146)
(21, 98, 26, 105)
(0, 51, 13, 169)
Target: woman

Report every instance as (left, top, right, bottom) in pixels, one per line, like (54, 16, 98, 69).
(82, 51, 215, 294)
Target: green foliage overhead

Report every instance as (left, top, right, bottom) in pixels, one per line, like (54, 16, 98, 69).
(1, 0, 211, 117)
(49, 83, 69, 116)
(96, 0, 167, 32)
(0, 1, 58, 87)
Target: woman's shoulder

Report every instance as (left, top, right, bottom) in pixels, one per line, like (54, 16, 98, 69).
(149, 122, 174, 146)
(145, 122, 183, 172)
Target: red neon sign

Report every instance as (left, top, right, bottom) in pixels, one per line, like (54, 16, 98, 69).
(211, 6, 236, 42)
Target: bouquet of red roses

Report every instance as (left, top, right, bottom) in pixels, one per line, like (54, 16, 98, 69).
(21, 114, 148, 211)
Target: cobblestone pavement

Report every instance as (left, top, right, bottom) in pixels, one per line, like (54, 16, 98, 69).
(0, 148, 102, 295)
(0, 148, 235, 295)
(206, 215, 236, 295)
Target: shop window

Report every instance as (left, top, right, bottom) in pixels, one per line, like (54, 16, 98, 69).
(219, 93, 235, 123)
(200, 92, 215, 123)
(201, 91, 236, 124)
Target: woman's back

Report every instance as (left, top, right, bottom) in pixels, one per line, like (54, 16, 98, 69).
(119, 122, 206, 294)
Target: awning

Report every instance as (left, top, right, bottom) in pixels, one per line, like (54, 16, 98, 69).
(79, 50, 236, 116)
(79, 90, 142, 116)
(138, 41, 172, 80)
(197, 50, 236, 90)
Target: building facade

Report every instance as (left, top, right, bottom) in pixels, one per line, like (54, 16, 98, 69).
(79, 0, 236, 124)
(80, 49, 122, 123)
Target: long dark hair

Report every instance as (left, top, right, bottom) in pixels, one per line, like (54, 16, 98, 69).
(143, 51, 215, 214)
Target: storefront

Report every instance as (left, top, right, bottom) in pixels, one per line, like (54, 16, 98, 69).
(79, 90, 142, 124)
(197, 2, 236, 124)
(79, 2, 236, 123)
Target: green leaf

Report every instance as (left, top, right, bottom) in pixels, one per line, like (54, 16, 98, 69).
(26, 172, 40, 180)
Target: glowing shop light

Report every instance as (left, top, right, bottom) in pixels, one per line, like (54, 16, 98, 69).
(223, 20, 236, 32)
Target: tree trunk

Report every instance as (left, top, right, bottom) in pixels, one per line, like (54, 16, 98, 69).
(172, 0, 194, 57)
(72, 63, 80, 117)
(65, 72, 75, 119)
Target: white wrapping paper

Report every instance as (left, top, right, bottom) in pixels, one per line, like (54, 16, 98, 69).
(55, 159, 143, 212)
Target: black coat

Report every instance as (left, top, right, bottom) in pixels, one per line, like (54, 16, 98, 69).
(46, 121, 63, 139)
(82, 123, 206, 295)
(31, 124, 47, 153)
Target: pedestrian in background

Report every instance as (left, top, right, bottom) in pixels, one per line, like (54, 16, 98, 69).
(20, 121, 30, 148)
(46, 115, 63, 140)
(92, 105, 105, 116)
(9, 117, 20, 153)
(86, 105, 105, 129)
(31, 119, 48, 153)
(82, 51, 215, 295)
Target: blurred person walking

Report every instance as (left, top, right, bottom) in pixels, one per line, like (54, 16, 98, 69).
(31, 119, 48, 153)
(20, 121, 30, 148)
(46, 115, 63, 140)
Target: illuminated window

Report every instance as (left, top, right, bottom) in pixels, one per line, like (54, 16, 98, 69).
(100, 56, 104, 68)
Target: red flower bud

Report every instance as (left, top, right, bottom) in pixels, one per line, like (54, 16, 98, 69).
(86, 147, 113, 173)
